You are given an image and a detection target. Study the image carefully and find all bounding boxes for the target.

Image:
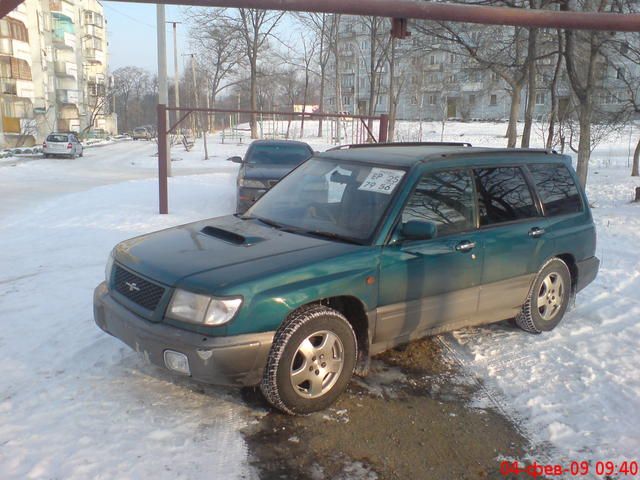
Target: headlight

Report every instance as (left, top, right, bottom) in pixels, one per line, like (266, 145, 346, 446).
(167, 289, 242, 326)
(239, 178, 266, 188)
(105, 251, 115, 284)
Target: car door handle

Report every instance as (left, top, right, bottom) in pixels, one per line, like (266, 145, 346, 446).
(455, 240, 476, 252)
(529, 227, 546, 238)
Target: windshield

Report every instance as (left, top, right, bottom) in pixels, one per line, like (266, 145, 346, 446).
(247, 157, 407, 243)
(246, 143, 312, 165)
(47, 134, 68, 142)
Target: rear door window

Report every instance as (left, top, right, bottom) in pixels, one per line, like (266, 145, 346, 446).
(474, 167, 539, 226)
(402, 169, 475, 237)
(527, 163, 583, 216)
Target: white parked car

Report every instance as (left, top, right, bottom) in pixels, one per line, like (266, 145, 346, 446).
(43, 133, 83, 159)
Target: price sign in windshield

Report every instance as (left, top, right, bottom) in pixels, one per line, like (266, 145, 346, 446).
(358, 168, 406, 195)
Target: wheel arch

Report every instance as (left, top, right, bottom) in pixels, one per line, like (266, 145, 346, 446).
(555, 253, 578, 294)
(295, 295, 371, 377)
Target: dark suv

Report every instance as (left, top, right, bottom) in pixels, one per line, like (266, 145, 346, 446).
(94, 143, 599, 415)
(229, 140, 314, 213)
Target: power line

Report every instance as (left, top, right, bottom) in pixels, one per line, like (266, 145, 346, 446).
(103, 3, 156, 29)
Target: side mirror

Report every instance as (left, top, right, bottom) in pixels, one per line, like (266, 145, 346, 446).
(227, 156, 243, 164)
(401, 220, 437, 241)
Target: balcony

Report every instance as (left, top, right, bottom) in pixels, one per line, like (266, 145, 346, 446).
(84, 48, 104, 64)
(0, 79, 17, 95)
(461, 82, 484, 92)
(50, 1, 76, 21)
(57, 89, 79, 104)
(0, 38, 12, 55)
(54, 61, 77, 78)
(84, 24, 103, 38)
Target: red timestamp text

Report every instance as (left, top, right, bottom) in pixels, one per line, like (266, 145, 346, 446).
(500, 460, 639, 478)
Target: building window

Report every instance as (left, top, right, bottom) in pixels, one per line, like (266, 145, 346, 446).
(489, 94, 497, 106)
(469, 94, 476, 106)
(616, 67, 625, 80)
(0, 18, 29, 43)
(377, 95, 386, 107)
(491, 72, 499, 82)
(445, 74, 455, 84)
(410, 95, 419, 105)
(84, 11, 104, 28)
(448, 53, 456, 63)
(429, 54, 437, 65)
(342, 96, 351, 106)
(428, 94, 437, 105)
(535, 92, 545, 105)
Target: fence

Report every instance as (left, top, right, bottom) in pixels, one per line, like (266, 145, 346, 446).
(156, 103, 389, 214)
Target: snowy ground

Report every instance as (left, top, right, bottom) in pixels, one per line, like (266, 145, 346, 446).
(0, 123, 638, 478)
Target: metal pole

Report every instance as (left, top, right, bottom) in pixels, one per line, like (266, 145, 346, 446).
(158, 103, 168, 214)
(108, 0, 640, 32)
(190, 54, 199, 136)
(378, 113, 388, 143)
(157, 5, 170, 211)
(172, 22, 180, 115)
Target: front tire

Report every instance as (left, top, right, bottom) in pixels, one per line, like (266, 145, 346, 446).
(515, 258, 571, 333)
(260, 304, 357, 415)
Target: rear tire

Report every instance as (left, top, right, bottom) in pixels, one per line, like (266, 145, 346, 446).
(515, 258, 571, 333)
(260, 304, 357, 415)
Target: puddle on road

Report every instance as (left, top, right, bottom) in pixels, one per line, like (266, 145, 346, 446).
(242, 336, 539, 480)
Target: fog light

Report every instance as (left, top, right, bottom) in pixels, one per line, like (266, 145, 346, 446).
(164, 350, 190, 375)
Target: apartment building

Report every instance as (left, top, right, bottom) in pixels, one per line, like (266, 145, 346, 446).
(327, 16, 637, 125)
(0, 0, 114, 148)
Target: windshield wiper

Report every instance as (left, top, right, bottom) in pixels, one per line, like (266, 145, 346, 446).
(280, 227, 362, 245)
(252, 216, 284, 229)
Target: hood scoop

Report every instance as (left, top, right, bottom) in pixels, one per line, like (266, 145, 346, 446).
(200, 225, 264, 246)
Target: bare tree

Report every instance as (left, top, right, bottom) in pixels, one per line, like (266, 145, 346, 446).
(296, 13, 335, 137)
(220, 8, 285, 138)
(189, 18, 243, 110)
(113, 66, 153, 133)
(606, 11, 640, 177)
(561, 0, 614, 186)
(387, 37, 408, 141)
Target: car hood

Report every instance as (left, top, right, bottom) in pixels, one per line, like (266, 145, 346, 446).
(241, 163, 298, 181)
(114, 215, 360, 291)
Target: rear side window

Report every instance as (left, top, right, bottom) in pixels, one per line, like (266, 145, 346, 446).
(528, 163, 583, 216)
(402, 169, 475, 237)
(474, 167, 538, 226)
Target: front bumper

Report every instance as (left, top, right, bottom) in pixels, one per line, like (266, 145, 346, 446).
(576, 256, 600, 293)
(93, 282, 274, 386)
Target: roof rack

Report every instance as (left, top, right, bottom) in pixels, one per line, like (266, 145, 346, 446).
(327, 141, 472, 151)
(439, 147, 559, 158)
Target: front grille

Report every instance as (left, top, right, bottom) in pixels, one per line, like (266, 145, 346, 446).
(113, 265, 165, 311)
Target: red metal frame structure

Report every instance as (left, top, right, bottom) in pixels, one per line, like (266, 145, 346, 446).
(3, 0, 635, 31)
(157, 104, 389, 214)
(2, 1, 638, 214)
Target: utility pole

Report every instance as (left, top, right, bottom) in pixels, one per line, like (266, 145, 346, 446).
(190, 54, 198, 135)
(166, 21, 181, 127)
(157, 4, 171, 201)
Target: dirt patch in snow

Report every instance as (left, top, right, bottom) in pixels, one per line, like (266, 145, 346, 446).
(242, 336, 537, 480)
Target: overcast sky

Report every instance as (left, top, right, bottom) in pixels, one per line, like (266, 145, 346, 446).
(103, 2, 190, 73)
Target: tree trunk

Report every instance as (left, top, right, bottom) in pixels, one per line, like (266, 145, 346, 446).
(546, 35, 563, 150)
(249, 59, 258, 139)
(506, 83, 523, 148)
(387, 39, 396, 142)
(632, 136, 640, 177)
(576, 104, 592, 188)
(521, 29, 537, 148)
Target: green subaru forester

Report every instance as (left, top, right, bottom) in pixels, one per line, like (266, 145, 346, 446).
(94, 143, 599, 414)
